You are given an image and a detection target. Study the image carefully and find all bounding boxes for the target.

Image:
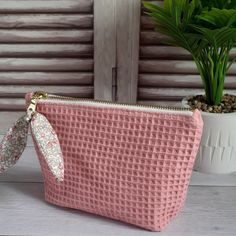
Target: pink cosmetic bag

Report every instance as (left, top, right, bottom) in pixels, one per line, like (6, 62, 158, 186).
(1, 91, 203, 232)
(28, 92, 203, 231)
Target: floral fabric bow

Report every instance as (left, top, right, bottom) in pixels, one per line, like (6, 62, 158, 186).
(0, 109, 64, 182)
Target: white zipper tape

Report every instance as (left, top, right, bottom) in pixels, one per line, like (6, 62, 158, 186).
(38, 98, 193, 116)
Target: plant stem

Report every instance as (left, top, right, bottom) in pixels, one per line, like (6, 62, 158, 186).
(194, 46, 230, 105)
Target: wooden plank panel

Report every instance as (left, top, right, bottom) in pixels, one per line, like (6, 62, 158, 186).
(140, 46, 236, 59)
(0, 72, 93, 85)
(140, 16, 155, 30)
(141, 29, 231, 47)
(0, 44, 93, 57)
(138, 87, 236, 100)
(116, 0, 141, 103)
(0, 94, 109, 110)
(0, 14, 93, 29)
(138, 100, 183, 107)
(140, 46, 191, 59)
(0, 58, 93, 71)
(139, 60, 236, 74)
(140, 31, 170, 45)
(0, 30, 93, 43)
(139, 74, 236, 88)
(94, 0, 116, 101)
(0, 85, 94, 98)
(0, 98, 25, 111)
(140, 60, 198, 74)
(0, 0, 93, 13)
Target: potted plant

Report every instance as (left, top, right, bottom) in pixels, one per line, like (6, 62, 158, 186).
(144, 0, 236, 174)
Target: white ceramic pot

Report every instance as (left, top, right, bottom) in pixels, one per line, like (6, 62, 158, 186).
(182, 97, 236, 174)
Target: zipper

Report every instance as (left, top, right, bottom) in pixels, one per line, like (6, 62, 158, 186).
(28, 91, 48, 114)
(28, 91, 194, 115)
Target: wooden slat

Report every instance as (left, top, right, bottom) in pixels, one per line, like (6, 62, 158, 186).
(139, 60, 236, 74)
(141, 16, 155, 30)
(0, 83, 96, 109)
(138, 87, 236, 100)
(139, 74, 203, 87)
(0, 44, 93, 57)
(0, 85, 94, 98)
(0, 30, 93, 43)
(140, 46, 191, 59)
(0, 58, 93, 71)
(139, 74, 236, 88)
(0, 14, 93, 29)
(138, 100, 183, 107)
(140, 60, 198, 74)
(140, 31, 169, 45)
(116, 0, 141, 103)
(140, 46, 236, 59)
(0, 98, 25, 111)
(0, 72, 93, 85)
(0, 0, 93, 13)
(139, 87, 204, 100)
(94, 0, 116, 101)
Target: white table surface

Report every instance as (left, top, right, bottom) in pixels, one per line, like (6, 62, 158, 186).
(0, 143, 236, 236)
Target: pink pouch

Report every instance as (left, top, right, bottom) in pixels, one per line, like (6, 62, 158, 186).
(1, 91, 203, 231)
(26, 92, 203, 231)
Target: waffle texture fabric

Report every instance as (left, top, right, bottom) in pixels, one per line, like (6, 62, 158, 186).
(33, 102, 203, 231)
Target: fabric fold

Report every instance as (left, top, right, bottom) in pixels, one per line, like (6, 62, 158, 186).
(31, 112, 64, 182)
(0, 115, 29, 173)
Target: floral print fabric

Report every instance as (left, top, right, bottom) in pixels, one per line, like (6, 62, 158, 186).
(0, 110, 64, 182)
(0, 115, 29, 173)
(31, 113, 64, 182)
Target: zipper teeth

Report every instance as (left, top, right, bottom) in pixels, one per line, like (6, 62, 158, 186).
(43, 94, 193, 112)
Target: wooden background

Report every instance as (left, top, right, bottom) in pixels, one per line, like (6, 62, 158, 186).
(0, 0, 236, 184)
(0, 0, 94, 133)
(0, 1, 236, 235)
(2, 0, 236, 132)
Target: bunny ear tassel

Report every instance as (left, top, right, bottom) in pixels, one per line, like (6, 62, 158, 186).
(0, 98, 64, 182)
(31, 113, 64, 182)
(0, 115, 30, 173)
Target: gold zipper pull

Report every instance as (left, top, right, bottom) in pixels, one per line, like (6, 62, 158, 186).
(28, 91, 48, 114)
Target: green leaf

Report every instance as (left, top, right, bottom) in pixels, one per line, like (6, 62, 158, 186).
(196, 8, 236, 28)
(143, 0, 236, 105)
(200, 0, 236, 9)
